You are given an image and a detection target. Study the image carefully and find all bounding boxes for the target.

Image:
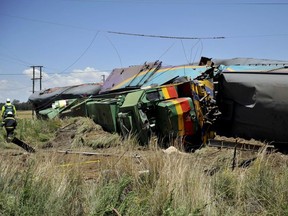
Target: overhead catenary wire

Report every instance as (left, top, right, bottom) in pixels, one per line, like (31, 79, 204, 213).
(63, 0, 288, 4)
(104, 34, 123, 68)
(181, 40, 190, 65)
(57, 31, 100, 74)
(2, 12, 288, 40)
(1, 30, 101, 91)
(1, 2, 288, 103)
(0, 54, 32, 67)
(42, 30, 100, 83)
(0, 70, 111, 77)
(2, 11, 287, 81)
(157, 41, 177, 60)
(192, 40, 203, 65)
(0, 13, 97, 32)
(189, 39, 201, 64)
(107, 31, 225, 40)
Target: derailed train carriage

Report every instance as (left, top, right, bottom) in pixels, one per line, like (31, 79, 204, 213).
(214, 59, 288, 150)
(29, 57, 288, 150)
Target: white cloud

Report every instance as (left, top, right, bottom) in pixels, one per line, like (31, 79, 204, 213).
(0, 78, 31, 103)
(70, 67, 109, 82)
(23, 67, 110, 89)
(0, 67, 111, 103)
(0, 80, 8, 90)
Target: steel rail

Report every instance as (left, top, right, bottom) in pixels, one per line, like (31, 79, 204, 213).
(207, 139, 275, 152)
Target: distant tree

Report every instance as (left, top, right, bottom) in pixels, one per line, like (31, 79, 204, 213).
(0, 100, 33, 110)
(12, 99, 20, 104)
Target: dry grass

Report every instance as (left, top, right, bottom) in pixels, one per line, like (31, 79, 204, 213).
(1, 117, 288, 215)
(2, 145, 288, 215)
(16, 110, 33, 119)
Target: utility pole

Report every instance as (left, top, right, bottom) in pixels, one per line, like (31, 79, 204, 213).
(30, 65, 43, 118)
(30, 65, 43, 93)
(101, 74, 106, 83)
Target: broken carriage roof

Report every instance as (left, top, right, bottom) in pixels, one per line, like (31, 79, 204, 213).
(29, 57, 288, 109)
(213, 57, 288, 73)
(99, 57, 288, 94)
(28, 83, 102, 111)
(99, 59, 213, 94)
(213, 57, 288, 66)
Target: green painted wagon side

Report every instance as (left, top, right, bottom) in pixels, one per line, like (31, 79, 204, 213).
(86, 98, 119, 133)
(60, 99, 87, 118)
(118, 90, 151, 145)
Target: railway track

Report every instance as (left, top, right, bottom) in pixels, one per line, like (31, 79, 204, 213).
(207, 139, 275, 152)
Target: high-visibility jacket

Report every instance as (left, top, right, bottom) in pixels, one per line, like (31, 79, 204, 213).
(2, 116, 17, 130)
(1, 103, 16, 117)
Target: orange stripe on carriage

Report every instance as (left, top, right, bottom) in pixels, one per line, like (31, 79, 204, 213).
(170, 98, 194, 136)
(176, 98, 194, 135)
(162, 86, 178, 99)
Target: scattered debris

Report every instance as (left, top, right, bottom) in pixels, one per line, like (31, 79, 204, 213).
(163, 146, 182, 154)
(12, 137, 35, 153)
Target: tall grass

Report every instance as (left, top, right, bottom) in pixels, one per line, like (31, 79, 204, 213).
(1, 118, 288, 215)
(0, 153, 85, 215)
(16, 110, 33, 119)
(17, 118, 61, 146)
(1, 149, 288, 215)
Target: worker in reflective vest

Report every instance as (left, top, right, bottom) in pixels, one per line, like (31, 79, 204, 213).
(1, 98, 16, 119)
(1, 111, 17, 140)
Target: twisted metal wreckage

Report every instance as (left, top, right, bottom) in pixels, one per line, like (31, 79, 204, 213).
(29, 57, 288, 151)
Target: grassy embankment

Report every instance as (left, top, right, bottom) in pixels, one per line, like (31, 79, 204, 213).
(16, 110, 33, 119)
(0, 113, 288, 215)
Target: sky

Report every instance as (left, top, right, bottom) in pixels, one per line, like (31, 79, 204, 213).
(1, 0, 288, 102)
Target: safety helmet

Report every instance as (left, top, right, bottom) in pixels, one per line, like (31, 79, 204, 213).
(7, 111, 13, 116)
(6, 98, 10, 103)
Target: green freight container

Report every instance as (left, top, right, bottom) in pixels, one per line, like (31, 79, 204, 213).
(118, 90, 151, 144)
(60, 99, 87, 118)
(86, 98, 119, 132)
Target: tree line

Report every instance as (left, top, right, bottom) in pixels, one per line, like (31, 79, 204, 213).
(0, 100, 33, 111)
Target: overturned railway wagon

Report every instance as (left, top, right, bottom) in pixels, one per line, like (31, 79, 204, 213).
(29, 83, 102, 113)
(30, 57, 288, 150)
(214, 63, 288, 148)
(63, 80, 217, 150)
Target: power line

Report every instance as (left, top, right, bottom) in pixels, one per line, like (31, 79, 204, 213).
(226, 33, 288, 38)
(107, 31, 225, 40)
(157, 41, 177, 60)
(62, 0, 288, 4)
(189, 39, 201, 63)
(0, 13, 97, 32)
(0, 73, 28, 76)
(2, 13, 288, 41)
(0, 53, 32, 66)
(181, 40, 189, 64)
(43, 31, 100, 83)
(0, 70, 111, 76)
(59, 31, 100, 74)
(104, 34, 123, 67)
